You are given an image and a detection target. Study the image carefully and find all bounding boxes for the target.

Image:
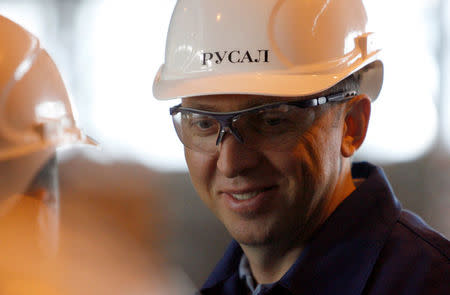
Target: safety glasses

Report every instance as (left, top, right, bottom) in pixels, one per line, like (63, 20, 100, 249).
(170, 91, 357, 154)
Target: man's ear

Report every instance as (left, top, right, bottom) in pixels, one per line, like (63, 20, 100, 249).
(341, 95, 371, 157)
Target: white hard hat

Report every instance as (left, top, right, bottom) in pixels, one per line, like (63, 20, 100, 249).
(153, 0, 383, 100)
(0, 15, 94, 200)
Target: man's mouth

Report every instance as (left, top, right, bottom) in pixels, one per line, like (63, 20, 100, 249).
(230, 191, 260, 201)
(228, 187, 274, 201)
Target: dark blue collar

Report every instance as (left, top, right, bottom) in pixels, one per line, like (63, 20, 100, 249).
(201, 162, 402, 295)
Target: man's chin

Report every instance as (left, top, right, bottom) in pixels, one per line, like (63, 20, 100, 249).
(222, 214, 280, 247)
(238, 239, 273, 248)
(229, 229, 278, 248)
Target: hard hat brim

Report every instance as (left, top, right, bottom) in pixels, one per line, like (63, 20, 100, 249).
(153, 55, 383, 102)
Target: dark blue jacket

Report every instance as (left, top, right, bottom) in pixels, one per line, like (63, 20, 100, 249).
(199, 162, 450, 295)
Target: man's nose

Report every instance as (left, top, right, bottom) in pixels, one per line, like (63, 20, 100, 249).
(216, 132, 260, 178)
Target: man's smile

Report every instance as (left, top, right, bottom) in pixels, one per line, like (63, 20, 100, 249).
(218, 185, 279, 216)
(219, 185, 277, 201)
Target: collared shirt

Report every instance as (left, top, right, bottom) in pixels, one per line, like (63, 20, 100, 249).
(239, 254, 275, 295)
(198, 162, 450, 295)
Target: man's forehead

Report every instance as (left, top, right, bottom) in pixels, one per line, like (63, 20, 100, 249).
(181, 94, 308, 111)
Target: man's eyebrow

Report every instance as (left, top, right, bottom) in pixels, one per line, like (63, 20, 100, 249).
(182, 96, 289, 111)
(181, 102, 220, 111)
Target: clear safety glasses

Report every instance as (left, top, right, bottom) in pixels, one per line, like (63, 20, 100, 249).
(170, 91, 357, 154)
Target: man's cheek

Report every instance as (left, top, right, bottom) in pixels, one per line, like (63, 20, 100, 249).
(185, 151, 214, 196)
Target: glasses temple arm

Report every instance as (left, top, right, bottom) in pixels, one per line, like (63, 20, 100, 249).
(325, 91, 358, 103)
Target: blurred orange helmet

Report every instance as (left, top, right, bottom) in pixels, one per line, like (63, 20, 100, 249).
(0, 15, 92, 200)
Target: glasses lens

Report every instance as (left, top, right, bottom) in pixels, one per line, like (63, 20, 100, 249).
(172, 111, 220, 153)
(234, 105, 314, 151)
(172, 104, 315, 153)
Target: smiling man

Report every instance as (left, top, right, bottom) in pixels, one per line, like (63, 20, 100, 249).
(153, 1, 449, 294)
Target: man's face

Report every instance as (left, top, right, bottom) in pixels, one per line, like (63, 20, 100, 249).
(183, 94, 348, 247)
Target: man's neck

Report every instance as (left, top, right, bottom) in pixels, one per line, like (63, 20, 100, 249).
(241, 242, 304, 285)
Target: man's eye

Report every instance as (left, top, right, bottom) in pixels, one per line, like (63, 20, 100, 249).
(244, 110, 296, 135)
(194, 119, 215, 130)
(258, 111, 287, 127)
(185, 115, 218, 135)
(262, 116, 283, 126)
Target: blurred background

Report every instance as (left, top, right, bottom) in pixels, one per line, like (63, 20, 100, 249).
(0, 0, 448, 289)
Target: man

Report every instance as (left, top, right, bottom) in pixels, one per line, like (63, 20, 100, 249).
(153, 0, 449, 294)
